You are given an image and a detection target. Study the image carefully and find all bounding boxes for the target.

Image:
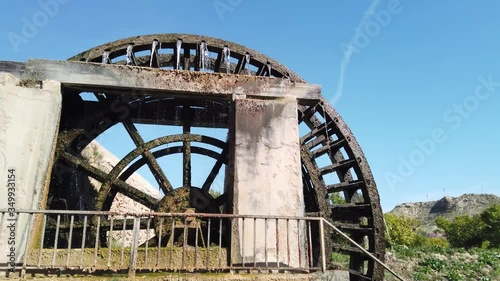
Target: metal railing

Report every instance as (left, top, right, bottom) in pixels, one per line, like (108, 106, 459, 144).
(0, 210, 405, 280)
(0, 210, 326, 278)
(322, 219, 405, 281)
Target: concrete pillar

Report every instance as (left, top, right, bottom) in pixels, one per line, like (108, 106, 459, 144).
(0, 73, 62, 271)
(229, 96, 306, 268)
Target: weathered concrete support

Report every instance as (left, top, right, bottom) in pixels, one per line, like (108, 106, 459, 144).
(0, 73, 61, 271)
(26, 59, 321, 103)
(229, 95, 306, 267)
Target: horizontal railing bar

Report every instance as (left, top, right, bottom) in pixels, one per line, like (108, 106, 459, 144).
(44, 220, 138, 230)
(3, 266, 320, 271)
(230, 267, 317, 271)
(0, 210, 123, 216)
(1, 266, 117, 271)
(0, 210, 323, 221)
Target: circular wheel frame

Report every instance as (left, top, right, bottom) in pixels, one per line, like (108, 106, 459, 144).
(49, 34, 385, 280)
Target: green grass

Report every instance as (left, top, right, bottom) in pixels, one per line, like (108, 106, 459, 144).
(330, 252, 350, 269)
(388, 246, 500, 281)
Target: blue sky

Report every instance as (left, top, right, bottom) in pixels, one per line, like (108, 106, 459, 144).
(2, 0, 500, 212)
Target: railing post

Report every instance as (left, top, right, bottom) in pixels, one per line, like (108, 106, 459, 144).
(128, 216, 140, 278)
(319, 219, 326, 272)
(21, 213, 35, 279)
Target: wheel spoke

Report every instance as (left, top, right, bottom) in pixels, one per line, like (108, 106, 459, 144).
(182, 105, 192, 187)
(183, 47, 190, 70)
(256, 63, 266, 76)
(60, 152, 159, 209)
(213, 49, 223, 72)
(202, 145, 227, 192)
(122, 119, 173, 194)
(60, 151, 107, 181)
(213, 193, 227, 207)
(113, 181, 160, 210)
(234, 55, 245, 74)
(183, 141, 191, 187)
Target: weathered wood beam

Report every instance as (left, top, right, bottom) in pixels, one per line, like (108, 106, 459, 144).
(26, 59, 322, 102)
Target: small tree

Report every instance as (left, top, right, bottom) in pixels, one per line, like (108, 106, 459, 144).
(435, 214, 485, 248)
(480, 204, 500, 248)
(435, 204, 500, 248)
(385, 214, 422, 247)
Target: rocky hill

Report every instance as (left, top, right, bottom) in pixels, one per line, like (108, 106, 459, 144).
(388, 193, 500, 232)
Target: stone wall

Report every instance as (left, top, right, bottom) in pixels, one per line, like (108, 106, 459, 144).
(230, 96, 306, 267)
(0, 73, 62, 269)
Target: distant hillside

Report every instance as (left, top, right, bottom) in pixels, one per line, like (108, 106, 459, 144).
(387, 193, 500, 232)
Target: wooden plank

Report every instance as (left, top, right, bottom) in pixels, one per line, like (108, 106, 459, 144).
(26, 59, 322, 101)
